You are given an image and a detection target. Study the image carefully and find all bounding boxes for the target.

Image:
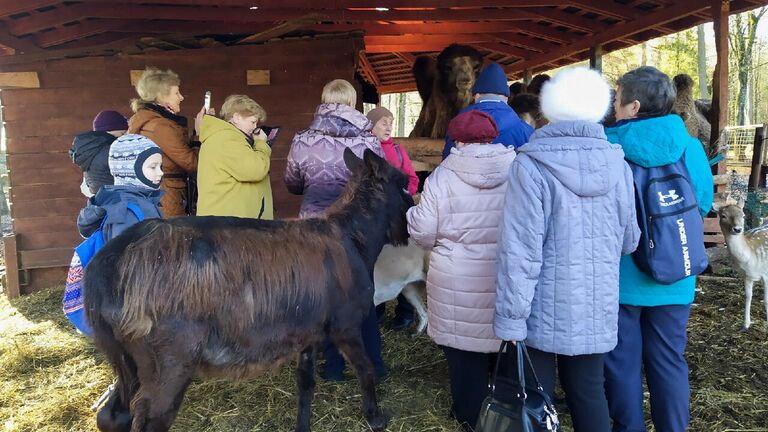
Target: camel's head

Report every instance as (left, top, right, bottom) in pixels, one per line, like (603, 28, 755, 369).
(437, 44, 483, 95)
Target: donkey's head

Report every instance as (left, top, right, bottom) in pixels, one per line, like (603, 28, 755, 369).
(716, 203, 746, 235)
(342, 148, 413, 247)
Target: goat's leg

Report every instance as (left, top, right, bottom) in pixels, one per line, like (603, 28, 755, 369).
(741, 278, 755, 332)
(402, 282, 428, 335)
(334, 335, 389, 431)
(295, 346, 317, 432)
(96, 378, 132, 432)
(130, 360, 194, 432)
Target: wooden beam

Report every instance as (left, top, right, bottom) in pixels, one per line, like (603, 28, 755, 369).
(506, 0, 708, 74)
(0, 72, 40, 88)
(0, 0, 62, 19)
(0, 23, 41, 54)
(394, 52, 416, 64)
(526, 7, 609, 33)
(710, 0, 728, 156)
(589, 44, 603, 72)
(3, 235, 20, 299)
(379, 82, 417, 94)
(237, 13, 326, 44)
(33, 19, 118, 48)
(358, 52, 380, 87)
(484, 33, 559, 53)
(77, 0, 577, 8)
(478, 42, 533, 60)
(0, 34, 138, 65)
(365, 34, 491, 47)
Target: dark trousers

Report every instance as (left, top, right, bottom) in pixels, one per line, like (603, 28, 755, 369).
(604, 305, 690, 432)
(375, 293, 415, 321)
(526, 347, 611, 432)
(440, 345, 495, 431)
(323, 303, 385, 376)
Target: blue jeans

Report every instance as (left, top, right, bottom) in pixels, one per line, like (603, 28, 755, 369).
(322, 303, 385, 377)
(604, 304, 690, 432)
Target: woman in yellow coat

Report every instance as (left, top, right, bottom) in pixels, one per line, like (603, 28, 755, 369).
(197, 95, 273, 219)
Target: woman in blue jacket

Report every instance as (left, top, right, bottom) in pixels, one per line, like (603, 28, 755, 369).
(604, 66, 714, 432)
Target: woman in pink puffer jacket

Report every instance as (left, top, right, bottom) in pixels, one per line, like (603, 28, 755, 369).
(406, 110, 516, 431)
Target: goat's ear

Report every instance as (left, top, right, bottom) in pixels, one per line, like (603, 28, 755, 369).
(711, 201, 722, 213)
(343, 148, 363, 173)
(736, 196, 746, 209)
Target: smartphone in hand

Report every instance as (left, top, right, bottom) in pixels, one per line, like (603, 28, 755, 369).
(203, 91, 212, 111)
(260, 125, 281, 147)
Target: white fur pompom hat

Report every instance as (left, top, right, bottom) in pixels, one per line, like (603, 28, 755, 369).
(540, 67, 611, 123)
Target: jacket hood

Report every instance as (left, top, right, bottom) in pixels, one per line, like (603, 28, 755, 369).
(308, 103, 373, 138)
(77, 185, 163, 236)
(521, 121, 626, 197)
(442, 143, 516, 188)
(199, 115, 247, 143)
(70, 131, 116, 171)
(605, 114, 692, 168)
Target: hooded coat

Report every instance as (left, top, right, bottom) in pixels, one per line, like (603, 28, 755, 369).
(407, 143, 516, 353)
(284, 103, 383, 218)
(197, 115, 273, 219)
(70, 131, 116, 195)
(494, 121, 640, 355)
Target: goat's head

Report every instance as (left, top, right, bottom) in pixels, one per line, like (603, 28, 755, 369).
(343, 148, 414, 247)
(716, 203, 746, 235)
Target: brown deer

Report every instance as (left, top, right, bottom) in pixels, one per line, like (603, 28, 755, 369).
(716, 203, 768, 331)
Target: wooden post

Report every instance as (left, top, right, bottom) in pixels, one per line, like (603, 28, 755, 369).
(3, 235, 20, 298)
(710, 0, 729, 181)
(748, 125, 766, 190)
(523, 69, 532, 91)
(589, 44, 603, 73)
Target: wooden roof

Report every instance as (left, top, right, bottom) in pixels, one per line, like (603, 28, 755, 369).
(0, 1, 766, 93)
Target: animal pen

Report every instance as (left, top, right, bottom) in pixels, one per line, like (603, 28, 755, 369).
(1, 0, 764, 298)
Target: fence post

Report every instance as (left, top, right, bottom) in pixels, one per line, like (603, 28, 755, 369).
(748, 124, 766, 190)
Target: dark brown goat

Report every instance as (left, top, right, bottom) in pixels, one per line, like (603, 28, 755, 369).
(84, 149, 413, 432)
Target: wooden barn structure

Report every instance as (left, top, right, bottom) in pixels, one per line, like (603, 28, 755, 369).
(0, 0, 763, 296)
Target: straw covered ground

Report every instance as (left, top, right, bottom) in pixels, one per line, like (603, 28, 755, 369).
(0, 277, 766, 432)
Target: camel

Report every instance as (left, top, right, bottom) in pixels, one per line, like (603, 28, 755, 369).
(410, 44, 483, 138)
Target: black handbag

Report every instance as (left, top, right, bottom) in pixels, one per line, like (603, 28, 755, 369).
(475, 341, 559, 432)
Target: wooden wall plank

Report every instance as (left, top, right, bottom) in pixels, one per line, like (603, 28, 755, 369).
(0, 72, 40, 88)
(10, 197, 83, 219)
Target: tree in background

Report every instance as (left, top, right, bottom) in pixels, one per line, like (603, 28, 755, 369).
(697, 25, 709, 99)
(731, 7, 767, 125)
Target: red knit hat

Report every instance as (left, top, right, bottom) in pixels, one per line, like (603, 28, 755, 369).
(447, 110, 499, 143)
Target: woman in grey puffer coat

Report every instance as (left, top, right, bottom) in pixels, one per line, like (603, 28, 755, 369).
(494, 68, 640, 432)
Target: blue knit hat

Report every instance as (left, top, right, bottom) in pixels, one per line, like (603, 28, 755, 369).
(108, 134, 162, 190)
(472, 63, 510, 97)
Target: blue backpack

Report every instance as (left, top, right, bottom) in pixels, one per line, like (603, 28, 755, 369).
(63, 202, 144, 336)
(627, 157, 708, 284)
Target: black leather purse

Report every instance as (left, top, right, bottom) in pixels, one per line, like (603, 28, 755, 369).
(475, 341, 559, 432)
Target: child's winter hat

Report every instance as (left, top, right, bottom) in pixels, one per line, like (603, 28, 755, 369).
(540, 67, 611, 123)
(92, 110, 129, 132)
(447, 110, 499, 143)
(366, 106, 394, 126)
(108, 134, 162, 190)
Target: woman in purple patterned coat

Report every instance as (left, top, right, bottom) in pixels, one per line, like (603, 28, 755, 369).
(284, 78, 387, 382)
(284, 79, 384, 218)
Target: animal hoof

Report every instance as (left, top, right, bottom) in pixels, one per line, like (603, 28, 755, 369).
(367, 411, 389, 431)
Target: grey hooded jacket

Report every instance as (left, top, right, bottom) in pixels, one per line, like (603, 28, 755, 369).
(494, 121, 640, 355)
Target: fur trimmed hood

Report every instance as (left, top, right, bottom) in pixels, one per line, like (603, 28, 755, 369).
(540, 67, 611, 123)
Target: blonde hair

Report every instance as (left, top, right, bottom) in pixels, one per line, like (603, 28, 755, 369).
(131, 67, 181, 112)
(321, 79, 356, 107)
(220, 95, 267, 122)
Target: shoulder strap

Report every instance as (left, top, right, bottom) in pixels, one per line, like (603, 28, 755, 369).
(126, 202, 145, 221)
(393, 143, 404, 169)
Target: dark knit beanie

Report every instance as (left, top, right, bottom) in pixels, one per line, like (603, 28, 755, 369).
(472, 63, 510, 97)
(93, 110, 129, 132)
(448, 110, 499, 143)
